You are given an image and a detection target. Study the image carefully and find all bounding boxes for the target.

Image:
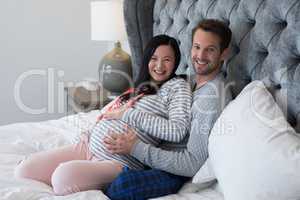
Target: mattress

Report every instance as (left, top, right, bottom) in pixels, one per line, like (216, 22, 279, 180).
(0, 110, 223, 200)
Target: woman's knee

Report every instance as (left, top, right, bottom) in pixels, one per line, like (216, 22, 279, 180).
(51, 161, 84, 195)
(51, 160, 123, 195)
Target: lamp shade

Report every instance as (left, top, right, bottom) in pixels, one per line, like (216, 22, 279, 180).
(91, 0, 127, 41)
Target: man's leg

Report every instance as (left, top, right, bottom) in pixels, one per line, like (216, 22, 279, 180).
(105, 167, 189, 200)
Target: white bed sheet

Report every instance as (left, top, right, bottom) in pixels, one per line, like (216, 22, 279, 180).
(0, 111, 223, 200)
(0, 110, 109, 200)
(152, 182, 224, 200)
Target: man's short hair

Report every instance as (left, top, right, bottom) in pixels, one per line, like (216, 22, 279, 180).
(192, 19, 232, 52)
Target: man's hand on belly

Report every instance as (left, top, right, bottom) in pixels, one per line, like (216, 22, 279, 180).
(103, 126, 138, 154)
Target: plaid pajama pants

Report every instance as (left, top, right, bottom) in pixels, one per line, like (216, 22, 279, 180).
(105, 167, 189, 200)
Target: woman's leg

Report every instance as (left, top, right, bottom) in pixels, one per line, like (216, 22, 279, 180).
(15, 135, 92, 185)
(51, 160, 123, 195)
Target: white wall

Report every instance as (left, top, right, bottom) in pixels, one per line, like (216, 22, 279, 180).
(0, 0, 114, 125)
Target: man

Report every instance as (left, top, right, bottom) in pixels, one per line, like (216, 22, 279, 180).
(104, 19, 232, 199)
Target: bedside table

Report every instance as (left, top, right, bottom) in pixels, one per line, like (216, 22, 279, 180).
(64, 82, 110, 114)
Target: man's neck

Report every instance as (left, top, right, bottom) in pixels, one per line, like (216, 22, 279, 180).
(195, 69, 220, 89)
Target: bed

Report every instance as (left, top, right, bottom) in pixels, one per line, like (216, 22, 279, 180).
(1, 0, 300, 199)
(0, 110, 224, 200)
(123, 0, 300, 199)
(0, 111, 109, 200)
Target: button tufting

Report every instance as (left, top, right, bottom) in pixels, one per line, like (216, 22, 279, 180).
(233, 45, 240, 54)
(185, 18, 189, 25)
(275, 84, 282, 89)
(281, 21, 288, 28)
(126, 0, 300, 133)
(170, 18, 174, 24)
(260, 51, 269, 57)
(156, 19, 160, 25)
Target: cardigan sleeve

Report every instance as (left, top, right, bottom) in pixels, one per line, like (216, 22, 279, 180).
(121, 78, 192, 143)
(129, 98, 218, 177)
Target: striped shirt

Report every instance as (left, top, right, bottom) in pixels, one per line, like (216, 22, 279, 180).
(130, 73, 232, 176)
(89, 77, 192, 169)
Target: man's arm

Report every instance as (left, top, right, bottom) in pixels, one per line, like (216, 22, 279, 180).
(130, 108, 216, 177)
(104, 78, 226, 177)
(104, 98, 219, 177)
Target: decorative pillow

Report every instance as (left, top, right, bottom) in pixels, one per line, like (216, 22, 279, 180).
(209, 80, 300, 200)
(192, 158, 216, 185)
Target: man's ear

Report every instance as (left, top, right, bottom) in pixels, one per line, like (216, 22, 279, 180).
(220, 47, 230, 61)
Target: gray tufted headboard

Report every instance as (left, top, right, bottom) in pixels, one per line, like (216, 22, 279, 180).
(123, 0, 300, 131)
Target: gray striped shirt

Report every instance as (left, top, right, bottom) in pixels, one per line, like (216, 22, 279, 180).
(130, 73, 232, 176)
(89, 77, 192, 169)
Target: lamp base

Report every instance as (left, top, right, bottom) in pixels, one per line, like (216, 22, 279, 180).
(99, 41, 132, 94)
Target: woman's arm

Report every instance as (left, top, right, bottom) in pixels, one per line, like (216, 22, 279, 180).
(121, 78, 192, 143)
(104, 90, 220, 177)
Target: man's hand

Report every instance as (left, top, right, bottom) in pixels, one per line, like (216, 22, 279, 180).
(103, 126, 138, 154)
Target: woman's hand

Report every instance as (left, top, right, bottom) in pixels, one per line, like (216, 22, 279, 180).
(103, 126, 138, 154)
(99, 93, 144, 120)
(101, 105, 128, 120)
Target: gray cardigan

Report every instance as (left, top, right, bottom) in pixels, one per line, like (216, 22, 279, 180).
(130, 73, 232, 177)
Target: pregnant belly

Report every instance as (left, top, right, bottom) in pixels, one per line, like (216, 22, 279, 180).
(88, 119, 128, 156)
(89, 119, 160, 153)
(90, 119, 127, 142)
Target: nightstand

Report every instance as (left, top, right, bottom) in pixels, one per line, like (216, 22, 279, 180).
(64, 81, 110, 114)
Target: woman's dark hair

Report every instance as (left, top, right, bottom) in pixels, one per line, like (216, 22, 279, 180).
(135, 34, 181, 87)
(120, 34, 181, 102)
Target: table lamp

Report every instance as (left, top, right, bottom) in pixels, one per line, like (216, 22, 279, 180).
(91, 0, 132, 97)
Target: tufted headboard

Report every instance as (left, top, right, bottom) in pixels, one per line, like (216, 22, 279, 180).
(123, 0, 300, 131)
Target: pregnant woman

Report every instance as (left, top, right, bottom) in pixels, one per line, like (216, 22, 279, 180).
(15, 35, 192, 195)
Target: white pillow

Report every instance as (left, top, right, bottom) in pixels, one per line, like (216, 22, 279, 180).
(209, 80, 300, 200)
(192, 158, 216, 185)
